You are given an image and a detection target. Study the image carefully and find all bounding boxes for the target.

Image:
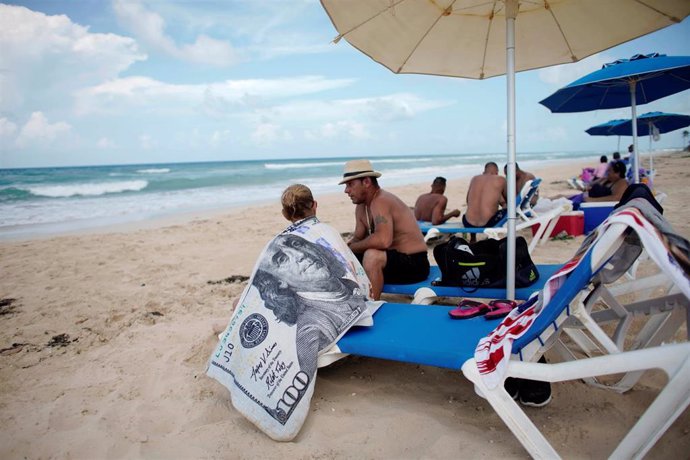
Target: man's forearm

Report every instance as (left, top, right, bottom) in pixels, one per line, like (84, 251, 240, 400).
(349, 233, 389, 253)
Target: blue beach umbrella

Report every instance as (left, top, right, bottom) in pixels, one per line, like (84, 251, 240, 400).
(585, 119, 629, 136)
(610, 111, 690, 137)
(585, 118, 628, 151)
(610, 111, 690, 171)
(540, 53, 690, 183)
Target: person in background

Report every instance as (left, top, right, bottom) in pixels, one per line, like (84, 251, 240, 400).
(504, 163, 538, 206)
(592, 155, 609, 181)
(341, 159, 430, 300)
(414, 176, 461, 225)
(559, 161, 628, 210)
(463, 162, 507, 241)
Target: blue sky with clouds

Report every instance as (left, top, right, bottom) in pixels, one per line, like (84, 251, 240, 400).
(1, 0, 689, 168)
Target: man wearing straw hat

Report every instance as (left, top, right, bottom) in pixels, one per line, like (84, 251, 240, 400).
(340, 159, 429, 300)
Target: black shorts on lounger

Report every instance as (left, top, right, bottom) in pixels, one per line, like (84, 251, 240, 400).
(462, 209, 507, 228)
(383, 250, 430, 285)
(355, 250, 430, 285)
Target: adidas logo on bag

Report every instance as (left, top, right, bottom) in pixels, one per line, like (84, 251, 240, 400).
(461, 267, 481, 286)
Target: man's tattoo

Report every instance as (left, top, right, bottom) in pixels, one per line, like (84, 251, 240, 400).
(374, 215, 388, 225)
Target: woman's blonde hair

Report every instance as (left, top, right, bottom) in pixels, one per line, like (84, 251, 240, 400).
(281, 184, 315, 222)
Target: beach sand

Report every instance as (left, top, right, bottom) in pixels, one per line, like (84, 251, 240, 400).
(1, 153, 689, 459)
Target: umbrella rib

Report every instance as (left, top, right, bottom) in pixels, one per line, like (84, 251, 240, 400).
(547, 86, 585, 112)
(443, 0, 497, 78)
(542, 0, 577, 61)
(331, 0, 408, 43)
(478, 1, 499, 79)
(668, 72, 690, 85)
(638, 80, 648, 105)
(395, 0, 459, 73)
(635, 0, 684, 23)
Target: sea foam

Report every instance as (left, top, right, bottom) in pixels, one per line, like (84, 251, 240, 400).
(25, 180, 148, 198)
(136, 168, 170, 174)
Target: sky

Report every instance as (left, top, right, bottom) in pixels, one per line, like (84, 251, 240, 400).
(1, 1, 689, 168)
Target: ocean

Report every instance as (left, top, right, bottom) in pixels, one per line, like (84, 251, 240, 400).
(0, 151, 602, 238)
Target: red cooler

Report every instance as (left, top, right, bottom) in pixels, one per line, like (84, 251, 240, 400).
(531, 211, 584, 238)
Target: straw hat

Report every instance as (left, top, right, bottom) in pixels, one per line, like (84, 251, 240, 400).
(338, 159, 382, 184)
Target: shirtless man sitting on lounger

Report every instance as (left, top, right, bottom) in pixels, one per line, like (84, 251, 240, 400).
(341, 159, 430, 300)
(504, 163, 538, 205)
(414, 176, 461, 225)
(463, 162, 507, 241)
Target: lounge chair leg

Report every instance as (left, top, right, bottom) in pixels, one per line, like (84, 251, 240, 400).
(611, 350, 690, 459)
(462, 359, 559, 459)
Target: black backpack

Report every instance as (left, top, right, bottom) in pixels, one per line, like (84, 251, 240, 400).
(432, 236, 539, 289)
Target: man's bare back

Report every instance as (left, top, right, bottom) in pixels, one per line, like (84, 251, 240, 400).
(414, 177, 460, 225)
(414, 193, 445, 221)
(465, 173, 507, 227)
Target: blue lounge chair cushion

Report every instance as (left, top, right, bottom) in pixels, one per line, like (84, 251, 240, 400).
(338, 303, 501, 369)
(383, 264, 562, 300)
(418, 221, 499, 234)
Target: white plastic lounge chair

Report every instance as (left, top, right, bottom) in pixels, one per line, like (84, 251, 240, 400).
(421, 203, 570, 253)
(555, 270, 689, 393)
(516, 178, 541, 220)
(331, 206, 690, 458)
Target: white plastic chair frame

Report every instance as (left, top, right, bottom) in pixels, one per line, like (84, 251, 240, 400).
(555, 268, 689, 393)
(461, 221, 690, 459)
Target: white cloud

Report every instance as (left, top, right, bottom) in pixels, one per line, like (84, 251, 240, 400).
(15, 112, 72, 148)
(97, 137, 116, 149)
(75, 75, 355, 115)
(113, 0, 239, 67)
(538, 53, 612, 87)
(265, 93, 451, 124)
(139, 134, 156, 150)
(147, 0, 333, 61)
(522, 124, 568, 144)
(0, 4, 145, 115)
(0, 118, 18, 140)
(209, 130, 231, 148)
(306, 121, 371, 140)
(251, 123, 292, 145)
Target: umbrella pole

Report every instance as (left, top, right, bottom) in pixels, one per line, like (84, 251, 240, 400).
(505, 0, 518, 300)
(630, 81, 640, 183)
(649, 122, 653, 176)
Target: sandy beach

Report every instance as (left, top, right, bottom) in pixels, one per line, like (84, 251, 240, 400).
(1, 153, 689, 459)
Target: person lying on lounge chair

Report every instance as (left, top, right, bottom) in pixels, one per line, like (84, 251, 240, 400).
(555, 161, 628, 210)
(414, 176, 461, 225)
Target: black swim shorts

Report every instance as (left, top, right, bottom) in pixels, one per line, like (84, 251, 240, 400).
(462, 209, 507, 228)
(383, 249, 430, 285)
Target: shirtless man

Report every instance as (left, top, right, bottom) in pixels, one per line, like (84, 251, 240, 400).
(463, 162, 507, 240)
(504, 163, 538, 205)
(340, 159, 430, 300)
(414, 176, 461, 225)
